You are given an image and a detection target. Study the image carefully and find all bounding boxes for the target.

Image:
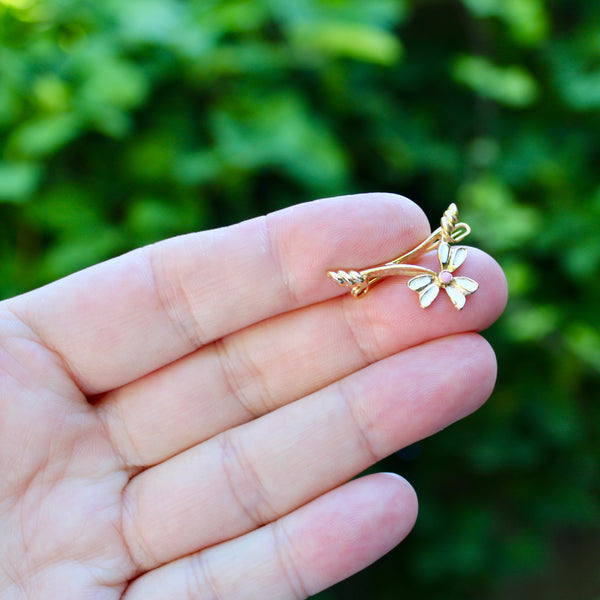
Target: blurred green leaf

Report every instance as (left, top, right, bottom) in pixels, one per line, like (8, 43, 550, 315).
(565, 324, 600, 373)
(125, 134, 177, 181)
(174, 151, 222, 185)
(504, 303, 559, 343)
(501, 259, 538, 297)
(78, 56, 149, 110)
(290, 21, 403, 65)
(39, 227, 123, 281)
(0, 161, 42, 202)
(212, 91, 348, 191)
(453, 55, 539, 107)
(111, 0, 187, 45)
(462, 0, 549, 45)
(125, 196, 202, 244)
(8, 113, 82, 157)
(459, 174, 541, 250)
(549, 40, 600, 110)
(461, 0, 505, 18)
(0, 82, 22, 126)
(33, 74, 71, 113)
(204, 0, 270, 34)
(24, 185, 101, 232)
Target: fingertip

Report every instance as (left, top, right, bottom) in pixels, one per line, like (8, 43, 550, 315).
(452, 332, 499, 419)
(288, 472, 420, 595)
(374, 472, 419, 540)
(469, 249, 508, 329)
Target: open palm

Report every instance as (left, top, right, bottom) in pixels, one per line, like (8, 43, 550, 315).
(0, 194, 507, 599)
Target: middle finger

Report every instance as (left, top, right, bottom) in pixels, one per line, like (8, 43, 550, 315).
(98, 248, 505, 468)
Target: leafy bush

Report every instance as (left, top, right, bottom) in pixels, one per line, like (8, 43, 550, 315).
(1, 0, 599, 597)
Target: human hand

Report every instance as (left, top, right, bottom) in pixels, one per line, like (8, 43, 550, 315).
(0, 194, 507, 599)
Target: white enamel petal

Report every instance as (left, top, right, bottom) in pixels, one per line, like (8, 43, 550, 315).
(408, 274, 434, 291)
(445, 284, 466, 310)
(449, 246, 468, 271)
(438, 242, 450, 268)
(418, 283, 440, 308)
(452, 276, 479, 295)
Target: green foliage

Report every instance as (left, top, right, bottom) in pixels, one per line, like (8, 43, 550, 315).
(452, 55, 538, 107)
(1, 0, 600, 597)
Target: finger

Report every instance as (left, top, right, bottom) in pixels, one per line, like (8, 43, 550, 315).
(99, 248, 506, 468)
(123, 473, 417, 600)
(5, 194, 429, 394)
(121, 333, 496, 571)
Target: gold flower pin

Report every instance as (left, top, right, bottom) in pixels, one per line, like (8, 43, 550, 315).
(327, 203, 479, 310)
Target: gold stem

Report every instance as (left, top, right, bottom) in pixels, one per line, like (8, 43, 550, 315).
(328, 205, 472, 298)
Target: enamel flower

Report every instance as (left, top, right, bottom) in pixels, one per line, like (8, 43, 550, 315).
(407, 242, 479, 310)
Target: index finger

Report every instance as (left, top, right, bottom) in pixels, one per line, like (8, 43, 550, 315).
(5, 194, 430, 394)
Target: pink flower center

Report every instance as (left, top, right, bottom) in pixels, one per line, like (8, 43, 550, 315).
(439, 270, 453, 285)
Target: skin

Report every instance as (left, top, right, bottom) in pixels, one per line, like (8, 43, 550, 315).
(0, 193, 507, 599)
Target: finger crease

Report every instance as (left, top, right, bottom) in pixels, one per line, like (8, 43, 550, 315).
(187, 551, 224, 600)
(340, 297, 378, 366)
(338, 379, 380, 465)
(146, 243, 207, 353)
(263, 214, 300, 308)
(96, 401, 144, 471)
(120, 484, 160, 573)
(214, 339, 266, 418)
(271, 519, 308, 600)
(227, 337, 276, 414)
(218, 430, 277, 529)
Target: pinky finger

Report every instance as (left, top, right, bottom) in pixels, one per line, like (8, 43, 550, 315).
(123, 473, 418, 600)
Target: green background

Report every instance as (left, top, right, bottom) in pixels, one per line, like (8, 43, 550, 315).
(1, 0, 599, 598)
